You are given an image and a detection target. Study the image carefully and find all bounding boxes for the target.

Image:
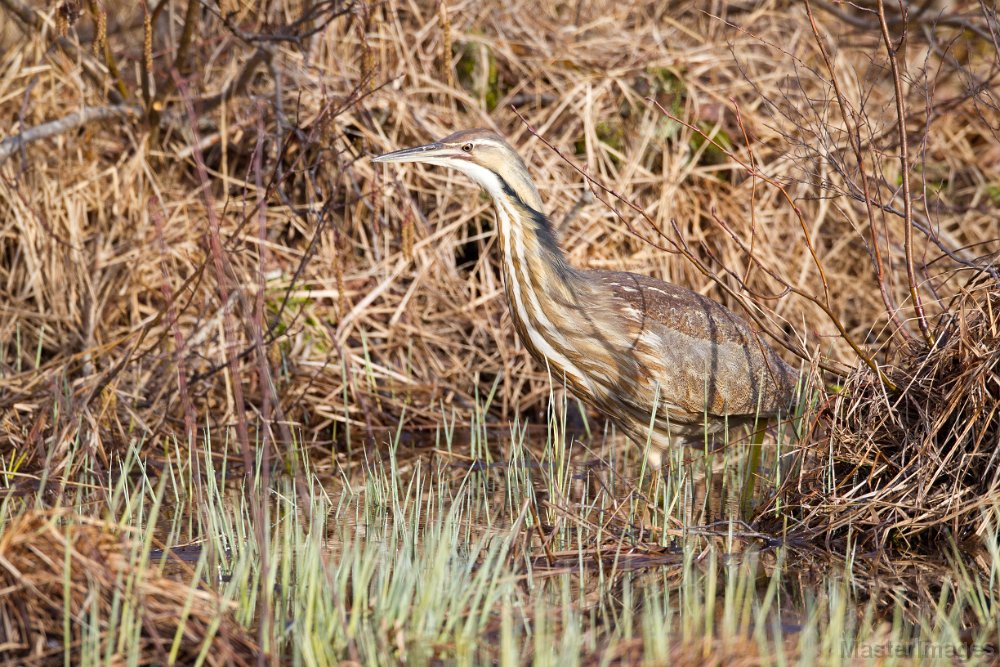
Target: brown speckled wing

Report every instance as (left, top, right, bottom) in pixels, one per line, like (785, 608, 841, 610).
(587, 270, 796, 421)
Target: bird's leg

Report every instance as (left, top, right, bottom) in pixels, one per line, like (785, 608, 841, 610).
(739, 420, 768, 518)
(645, 447, 664, 471)
(632, 445, 662, 537)
(642, 440, 692, 529)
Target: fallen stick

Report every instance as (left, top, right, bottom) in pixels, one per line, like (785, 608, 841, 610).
(0, 104, 140, 164)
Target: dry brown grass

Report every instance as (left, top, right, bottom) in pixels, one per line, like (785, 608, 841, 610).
(768, 277, 1000, 550)
(0, 510, 257, 665)
(0, 0, 997, 550)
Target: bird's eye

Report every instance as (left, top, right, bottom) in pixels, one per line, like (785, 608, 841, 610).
(461, 143, 473, 153)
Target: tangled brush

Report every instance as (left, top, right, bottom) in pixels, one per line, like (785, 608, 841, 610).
(776, 277, 1000, 551)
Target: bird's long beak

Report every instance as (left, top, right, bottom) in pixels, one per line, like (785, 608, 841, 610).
(372, 141, 448, 164)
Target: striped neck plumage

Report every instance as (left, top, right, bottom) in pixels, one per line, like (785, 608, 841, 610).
(495, 182, 572, 282)
(446, 159, 573, 286)
(472, 170, 590, 386)
(429, 142, 592, 389)
(371, 130, 592, 389)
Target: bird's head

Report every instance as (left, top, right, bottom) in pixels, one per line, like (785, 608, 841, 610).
(372, 128, 544, 212)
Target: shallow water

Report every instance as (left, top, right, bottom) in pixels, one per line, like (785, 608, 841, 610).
(134, 433, 1000, 664)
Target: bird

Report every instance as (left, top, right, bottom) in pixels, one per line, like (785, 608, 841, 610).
(373, 128, 797, 467)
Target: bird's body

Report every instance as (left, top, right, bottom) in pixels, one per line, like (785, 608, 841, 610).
(374, 129, 796, 461)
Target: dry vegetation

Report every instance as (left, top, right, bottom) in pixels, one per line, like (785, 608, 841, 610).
(0, 510, 258, 664)
(763, 277, 1000, 550)
(0, 0, 999, 660)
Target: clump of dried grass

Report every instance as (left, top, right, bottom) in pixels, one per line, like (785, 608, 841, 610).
(773, 277, 1000, 550)
(0, 510, 257, 665)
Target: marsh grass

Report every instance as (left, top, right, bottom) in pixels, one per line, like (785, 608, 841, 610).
(768, 278, 1000, 551)
(1, 384, 999, 664)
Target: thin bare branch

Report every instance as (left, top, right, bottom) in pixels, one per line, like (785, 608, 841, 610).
(0, 105, 139, 164)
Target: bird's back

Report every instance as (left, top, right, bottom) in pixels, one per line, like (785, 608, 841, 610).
(581, 270, 797, 434)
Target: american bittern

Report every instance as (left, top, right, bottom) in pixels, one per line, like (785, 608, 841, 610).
(373, 129, 797, 465)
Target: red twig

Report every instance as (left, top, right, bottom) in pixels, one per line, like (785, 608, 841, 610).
(173, 71, 273, 666)
(149, 197, 198, 445)
(803, 0, 914, 343)
(876, 0, 934, 346)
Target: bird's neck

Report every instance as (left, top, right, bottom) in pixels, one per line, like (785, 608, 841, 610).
(491, 181, 577, 305)
(490, 186, 598, 387)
